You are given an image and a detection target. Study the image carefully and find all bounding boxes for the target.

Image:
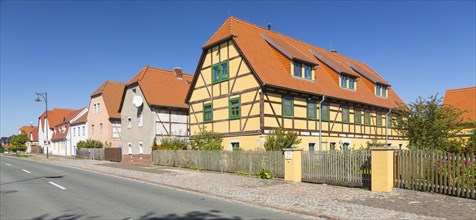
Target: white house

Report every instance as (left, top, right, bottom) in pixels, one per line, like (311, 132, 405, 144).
(38, 108, 76, 155)
(70, 110, 88, 155)
(51, 108, 88, 156)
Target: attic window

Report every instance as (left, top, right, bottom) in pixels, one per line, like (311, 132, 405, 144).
(212, 61, 229, 84)
(293, 61, 314, 80)
(340, 75, 356, 90)
(375, 84, 388, 97)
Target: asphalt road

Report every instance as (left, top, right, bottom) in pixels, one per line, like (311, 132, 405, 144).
(0, 156, 308, 220)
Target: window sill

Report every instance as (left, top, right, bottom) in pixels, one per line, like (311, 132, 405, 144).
(229, 116, 241, 120)
(292, 76, 314, 82)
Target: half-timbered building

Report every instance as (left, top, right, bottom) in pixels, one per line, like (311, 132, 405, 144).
(120, 66, 192, 163)
(186, 17, 408, 151)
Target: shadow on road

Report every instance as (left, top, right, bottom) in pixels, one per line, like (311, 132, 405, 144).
(135, 210, 243, 220)
(0, 176, 64, 185)
(30, 210, 246, 220)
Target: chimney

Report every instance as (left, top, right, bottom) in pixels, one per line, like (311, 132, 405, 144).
(173, 67, 183, 79)
(331, 49, 338, 53)
(268, 23, 271, 30)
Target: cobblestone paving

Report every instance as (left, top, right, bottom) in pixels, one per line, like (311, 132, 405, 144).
(27, 155, 476, 219)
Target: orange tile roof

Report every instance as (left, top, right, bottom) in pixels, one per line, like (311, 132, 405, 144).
(443, 86, 476, 123)
(19, 126, 36, 135)
(71, 111, 88, 125)
(126, 66, 193, 108)
(91, 81, 125, 119)
(19, 126, 38, 141)
(197, 17, 404, 108)
(38, 108, 77, 130)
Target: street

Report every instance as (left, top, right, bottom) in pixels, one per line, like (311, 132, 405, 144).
(0, 156, 307, 220)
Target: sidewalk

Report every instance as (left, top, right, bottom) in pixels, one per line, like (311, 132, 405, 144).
(27, 155, 476, 219)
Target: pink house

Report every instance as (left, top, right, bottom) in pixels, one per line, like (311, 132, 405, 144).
(87, 81, 125, 148)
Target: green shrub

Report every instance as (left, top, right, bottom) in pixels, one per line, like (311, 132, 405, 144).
(77, 139, 103, 149)
(256, 169, 271, 179)
(153, 137, 188, 150)
(190, 130, 223, 151)
(264, 128, 301, 151)
(9, 134, 28, 152)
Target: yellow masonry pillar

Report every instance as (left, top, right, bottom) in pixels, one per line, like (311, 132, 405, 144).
(283, 148, 303, 182)
(371, 147, 395, 192)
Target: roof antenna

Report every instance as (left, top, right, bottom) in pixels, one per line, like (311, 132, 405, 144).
(227, 9, 231, 17)
(330, 41, 332, 51)
(268, 23, 271, 30)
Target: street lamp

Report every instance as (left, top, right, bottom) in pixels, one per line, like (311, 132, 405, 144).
(35, 92, 49, 159)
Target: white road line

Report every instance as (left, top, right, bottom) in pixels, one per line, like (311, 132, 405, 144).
(49, 181, 67, 190)
(5, 163, 12, 166)
(22, 169, 31, 174)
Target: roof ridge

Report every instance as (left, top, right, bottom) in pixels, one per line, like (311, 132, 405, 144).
(446, 86, 476, 92)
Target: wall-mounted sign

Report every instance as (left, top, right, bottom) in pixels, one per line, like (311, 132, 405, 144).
(285, 151, 293, 160)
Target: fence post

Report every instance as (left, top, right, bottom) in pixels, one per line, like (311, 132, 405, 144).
(371, 147, 396, 192)
(283, 148, 303, 182)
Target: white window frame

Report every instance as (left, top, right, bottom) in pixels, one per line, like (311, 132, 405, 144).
(100, 123, 103, 134)
(138, 113, 143, 127)
(139, 141, 143, 154)
(127, 117, 132, 128)
(128, 142, 132, 154)
(228, 140, 241, 151)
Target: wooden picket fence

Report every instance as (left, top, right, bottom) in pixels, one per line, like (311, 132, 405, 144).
(76, 148, 104, 160)
(394, 150, 476, 199)
(302, 150, 371, 188)
(152, 150, 284, 177)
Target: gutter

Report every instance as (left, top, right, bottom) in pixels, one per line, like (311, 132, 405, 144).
(318, 95, 326, 151)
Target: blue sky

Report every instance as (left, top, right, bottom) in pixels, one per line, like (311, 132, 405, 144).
(1, 0, 475, 136)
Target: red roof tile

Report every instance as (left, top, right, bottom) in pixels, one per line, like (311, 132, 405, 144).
(91, 81, 125, 119)
(198, 17, 404, 108)
(126, 66, 193, 108)
(443, 87, 476, 123)
(38, 108, 77, 131)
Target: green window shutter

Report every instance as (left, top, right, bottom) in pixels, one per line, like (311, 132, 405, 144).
(377, 113, 382, 127)
(282, 96, 294, 118)
(342, 106, 349, 123)
(307, 100, 316, 120)
(229, 98, 241, 119)
(365, 111, 371, 125)
(321, 102, 330, 122)
(203, 103, 213, 123)
(355, 109, 362, 124)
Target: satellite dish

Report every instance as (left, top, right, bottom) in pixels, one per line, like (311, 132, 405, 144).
(133, 96, 143, 108)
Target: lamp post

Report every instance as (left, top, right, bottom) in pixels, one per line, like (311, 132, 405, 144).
(35, 92, 49, 159)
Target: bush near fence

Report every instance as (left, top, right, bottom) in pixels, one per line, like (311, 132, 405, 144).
(394, 150, 476, 199)
(76, 148, 104, 160)
(152, 150, 284, 177)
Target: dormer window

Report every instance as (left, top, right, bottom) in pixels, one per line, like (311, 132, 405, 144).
(304, 65, 312, 80)
(340, 75, 356, 90)
(375, 84, 388, 97)
(293, 62, 302, 77)
(293, 61, 314, 80)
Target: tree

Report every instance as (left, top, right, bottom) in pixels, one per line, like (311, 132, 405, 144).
(393, 94, 464, 151)
(190, 130, 223, 150)
(9, 133, 28, 152)
(77, 139, 103, 149)
(264, 127, 301, 151)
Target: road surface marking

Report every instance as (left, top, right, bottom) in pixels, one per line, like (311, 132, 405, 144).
(22, 169, 31, 174)
(49, 181, 67, 190)
(5, 163, 12, 166)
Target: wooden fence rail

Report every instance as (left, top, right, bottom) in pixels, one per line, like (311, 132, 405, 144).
(394, 150, 476, 199)
(302, 150, 371, 188)
(152, 150, 284, 178)
(76, 148, 104, 160)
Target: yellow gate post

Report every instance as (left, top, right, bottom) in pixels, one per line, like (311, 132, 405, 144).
(283, 148, 303, 182)
(371, 147, 395, 192)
